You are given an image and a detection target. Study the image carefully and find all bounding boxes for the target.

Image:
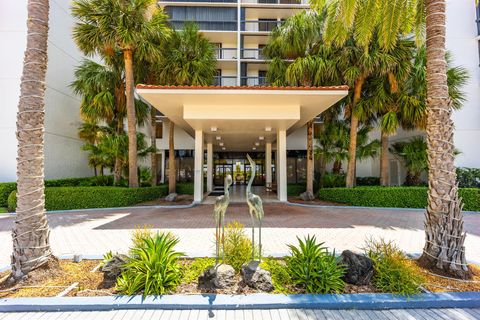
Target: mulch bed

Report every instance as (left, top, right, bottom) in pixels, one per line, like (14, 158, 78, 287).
(288, 197, 348, 206)
(136, 194, 194, 206)
(0, 259, 479, 298)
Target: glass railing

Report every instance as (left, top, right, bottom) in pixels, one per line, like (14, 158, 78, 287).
(241, 20, 282, 32)
(241, 48, 267, 60)
(214, 76, 238, 86)
(241, 76, 268, 86)
(214, 48, 238, 60)
(169, 20, 237, 31)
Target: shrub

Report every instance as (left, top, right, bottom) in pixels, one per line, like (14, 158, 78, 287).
(457, 167, 480, 188)
(287, 184, 306, 196)
(116, 232, 183, 296)
(286, 235, 345, 294)
(0, 183, 16, 207)
(220, 221, 255, 272)
(364, 238, 425, 295)
(131, 225, 156, 250)
(356, 176, 380, 186)
(7, 185, 168, 212)
(317, 186, 480, 211)
(176, 182, 194, 195)
(7, 191, 16, 212)
(260, 257, 293, 293)
(182, 257, 216, 284)
(320, 173, 346, 188)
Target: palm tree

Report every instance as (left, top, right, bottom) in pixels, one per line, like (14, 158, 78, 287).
(72, 0, 170, 188)
(72, 59, 150, 184)
(11, 0, 52, 279)
(156, 23, 216, 194)
(418, 0, 469, 278)
(390, 137, 428, 186)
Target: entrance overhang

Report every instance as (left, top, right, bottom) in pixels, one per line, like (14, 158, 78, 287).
(136, 85, 349, 151)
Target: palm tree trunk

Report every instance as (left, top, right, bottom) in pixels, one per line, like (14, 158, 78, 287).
(306, 120, 314, 197)
(168, 121, 176, 194)
(11, 0, 52, 279)
(123, 49, 138, 188)
(379, 130, 389, 186)
(150, 108, 157, 186)
(419, 0, 469, 279)
(113, 119, 123, 185)
(345, 76, 365, 188)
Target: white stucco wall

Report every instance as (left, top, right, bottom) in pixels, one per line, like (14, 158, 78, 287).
(0, 0, 91, 182)
(447, 0, 480, 168)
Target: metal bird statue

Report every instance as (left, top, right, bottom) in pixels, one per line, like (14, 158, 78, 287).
(246, 154, 264, 261)
(213, 174, 232, 264)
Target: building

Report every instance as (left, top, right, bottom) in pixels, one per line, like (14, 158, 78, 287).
(1, 0, 479, 196)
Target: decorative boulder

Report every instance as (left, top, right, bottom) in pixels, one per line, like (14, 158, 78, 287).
(165, 193, 178, 202)
(198, 264, 235, 289)
(299, 191, 315, 201)
(339, 250, 374, 285)
(241, 261, 274, 292)
(101, 254, 129, 279)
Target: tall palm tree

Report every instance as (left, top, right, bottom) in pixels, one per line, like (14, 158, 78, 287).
(11, 0, 52, 279)
(419, 0, 469, 278)
(156, 23, 216, 194)
(72, 0, 170, 188)
(72, 59, 150, 184)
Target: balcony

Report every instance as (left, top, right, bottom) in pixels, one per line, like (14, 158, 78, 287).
(241, 20, 282, 32)
(242, 0, 307, 4)
(214, 48, 237, 60)
(169, 20, 237, 31)
(241, 48, 267, 60)
(241, 76, 268, 86)
(214, 76, 238, 86)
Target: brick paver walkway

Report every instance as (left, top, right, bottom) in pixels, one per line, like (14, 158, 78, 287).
(1, 204, 479, 268)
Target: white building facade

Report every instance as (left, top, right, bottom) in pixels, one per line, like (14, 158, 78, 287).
(1, 0, 479, 190)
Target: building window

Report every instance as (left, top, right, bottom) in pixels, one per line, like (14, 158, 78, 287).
(476, 4, 480, 36)
(155, 122, 163, 139)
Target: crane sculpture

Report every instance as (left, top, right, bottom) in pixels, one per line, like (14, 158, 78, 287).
(213, 174, 233, 264)
(246, 154, 264, 261)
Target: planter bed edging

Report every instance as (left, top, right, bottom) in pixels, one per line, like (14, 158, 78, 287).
(1, 292, 480, 312)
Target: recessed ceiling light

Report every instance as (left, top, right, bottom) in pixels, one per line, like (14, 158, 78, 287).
(211, 126, 217, 132)
(255, 142, 260, 146)
(252, 147, 256, 150)
(219, 142, 224, 146)
(259, 136, 264, 140)
(265, 126, 272, 132)
(216, 136, 221, 140)
(222, 147, 226, 150)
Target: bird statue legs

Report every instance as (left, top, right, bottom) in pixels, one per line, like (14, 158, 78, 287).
(250, 208, 255, 260)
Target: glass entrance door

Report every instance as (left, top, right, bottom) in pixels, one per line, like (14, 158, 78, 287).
(214, 154, 265, 186)
(214, 163, 232, 186)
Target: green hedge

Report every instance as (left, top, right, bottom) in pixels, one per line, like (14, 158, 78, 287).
(0, 183, 16, 207)
(317, 186, 480, 211)
(8, 185, 168, 212)
(176, 182, 194, 195)
(287, 184, 306, 196)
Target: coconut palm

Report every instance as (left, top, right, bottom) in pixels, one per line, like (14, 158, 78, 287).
(11, 0, 52, 279)
(155, 23, 216, 193)
(72, 0, 170, 188)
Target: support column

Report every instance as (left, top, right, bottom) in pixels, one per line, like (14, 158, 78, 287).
(265, 142, 272, 189)
(207, 142, 213, 192)
(194, 130, 204, 203)
(277, 130, 287, 201)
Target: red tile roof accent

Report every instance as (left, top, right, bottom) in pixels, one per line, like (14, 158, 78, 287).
(136, 84, 349, 91)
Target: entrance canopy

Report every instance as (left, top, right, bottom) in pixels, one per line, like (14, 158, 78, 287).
(136, 85, 349, 152)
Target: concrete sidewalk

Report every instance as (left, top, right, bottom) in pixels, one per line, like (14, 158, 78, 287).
(1, 204, 479, 268)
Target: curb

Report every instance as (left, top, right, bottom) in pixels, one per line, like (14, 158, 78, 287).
(1, 292, 480, 312)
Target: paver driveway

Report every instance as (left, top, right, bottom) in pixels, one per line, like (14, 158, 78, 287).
(1, 204, 479, 268)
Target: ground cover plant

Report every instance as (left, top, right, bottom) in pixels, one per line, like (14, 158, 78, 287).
(220, 221, 256, 272)
(260, 257, 293, 293)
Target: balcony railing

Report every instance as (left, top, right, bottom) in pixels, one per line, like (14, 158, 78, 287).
(214, 76, 238, 86)
(214, 48, 237, 60)
(169, 20, 236, 31)
(241, 20, 282, 32)
(241, 48, 267, 60)
(241, 76, 268, 86)
(242, 0, 307, 4)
